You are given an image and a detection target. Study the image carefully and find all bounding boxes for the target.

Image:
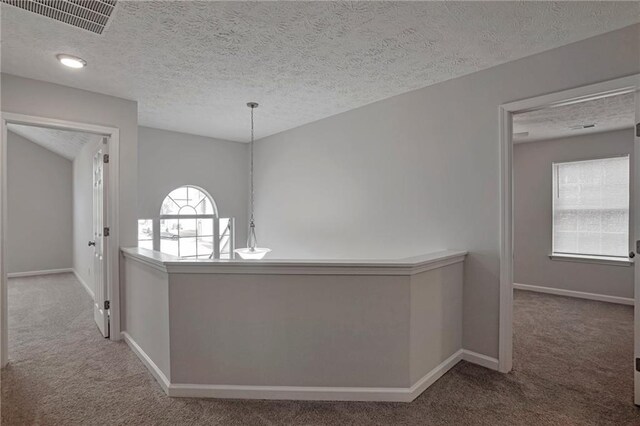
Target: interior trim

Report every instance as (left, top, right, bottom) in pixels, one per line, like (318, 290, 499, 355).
(549, 253, 633, 267)
(124, 331, 501, 402)
(122, 332, 170, 393)
(72, 269, 95, 300)
(514, 282, 634, 306)
(6, 268, 72, 278)
(120, 247, 467, 276)
(124, 330, 464, 402)
(462, 350, 499, 371)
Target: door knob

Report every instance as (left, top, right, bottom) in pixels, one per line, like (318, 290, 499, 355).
(88, 241, 96, 247)
(629, 251, 635, 259)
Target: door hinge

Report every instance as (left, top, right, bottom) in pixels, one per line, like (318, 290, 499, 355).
(636, 123, 640, 138)
(103, 153, 110, 163)
(636, 358, 640, 372)
(104, 300, 110, 310)
(103, 227, 110, 237)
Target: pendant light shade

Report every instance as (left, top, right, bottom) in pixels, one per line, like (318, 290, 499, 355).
(234, 102, 271, 260)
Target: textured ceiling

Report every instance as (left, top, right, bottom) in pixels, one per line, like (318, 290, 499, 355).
(1, 1, 639, 142)
(513, 92, 635, 143)
(7, 124, 103, 160)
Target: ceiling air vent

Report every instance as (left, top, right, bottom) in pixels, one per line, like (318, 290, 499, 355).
(1, 0, 117, 34)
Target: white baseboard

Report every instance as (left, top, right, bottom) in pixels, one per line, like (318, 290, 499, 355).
(168, 349, 463, 402)
(406, 349, 463, 400)
(72, 269, 95, 300)
(514, 283, 634, 306)
(123, 330, 462, 402)
(462, 350, 499, 371)
(122, 332, 170, 393)
(7, 268, 73, 278)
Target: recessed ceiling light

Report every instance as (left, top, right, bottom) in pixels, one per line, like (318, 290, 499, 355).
(56, 54, 86, 69)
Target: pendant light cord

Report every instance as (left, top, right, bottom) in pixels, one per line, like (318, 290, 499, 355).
(250, 105, 255, 223)
(236, 101, 270, 257)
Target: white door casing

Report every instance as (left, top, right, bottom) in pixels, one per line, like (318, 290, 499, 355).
(0, 113, 121, 368)
(92, 138, 109, 338)
(634, 87, 640, 406)
(499, 75, 640, 386)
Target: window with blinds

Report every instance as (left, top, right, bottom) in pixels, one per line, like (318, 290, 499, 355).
(552, 156, 629, 258)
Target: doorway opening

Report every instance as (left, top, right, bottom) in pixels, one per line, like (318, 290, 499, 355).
(0, 114, 121, 367)
(514, 91, 635, 408)
(499, 74, 640, 404)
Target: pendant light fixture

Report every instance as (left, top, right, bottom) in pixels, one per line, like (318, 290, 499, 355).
(234, 102, 272, 260)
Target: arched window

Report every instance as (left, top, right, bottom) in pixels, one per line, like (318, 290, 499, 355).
(159, 186, 216, 259)
(152, 185, 234, 259)
(137, 185, 235, 259)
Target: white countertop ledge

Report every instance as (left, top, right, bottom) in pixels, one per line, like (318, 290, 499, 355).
(121, 247, 467, 276)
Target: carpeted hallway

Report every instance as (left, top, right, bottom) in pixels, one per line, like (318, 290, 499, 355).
(1, 273, 639, 425)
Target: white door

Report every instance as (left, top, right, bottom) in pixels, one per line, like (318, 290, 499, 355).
(635, 87, 640, 405)
(92, 139, 109, 337)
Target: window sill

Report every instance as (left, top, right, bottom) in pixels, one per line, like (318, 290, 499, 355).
(549, 253, 634, 267)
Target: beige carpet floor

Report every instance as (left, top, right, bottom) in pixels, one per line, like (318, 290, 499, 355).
(1, 273, 639, 425)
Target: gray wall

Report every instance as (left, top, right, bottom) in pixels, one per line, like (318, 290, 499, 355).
(514, 129, 634, 299)
(7, 131, 73, 273)
(138, 126, 249, 246)
(254, 24, 640, 358)
(122, 257, 171, 379)
(73, 138, 101, 293)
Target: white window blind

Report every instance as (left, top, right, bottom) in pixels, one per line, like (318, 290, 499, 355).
(552, 156, 629, 258)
